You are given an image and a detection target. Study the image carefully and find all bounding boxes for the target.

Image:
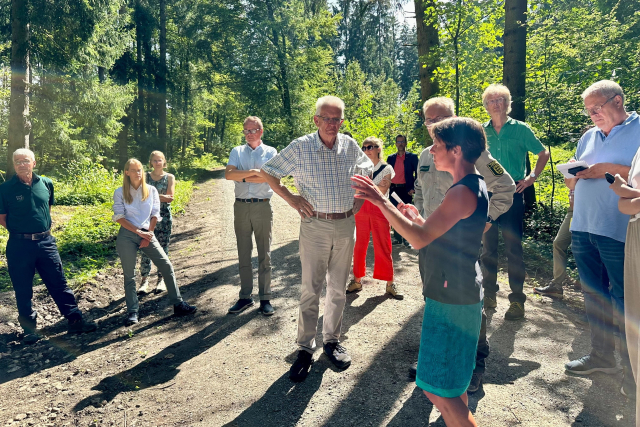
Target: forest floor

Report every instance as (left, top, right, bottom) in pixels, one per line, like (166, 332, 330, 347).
(0, 168, 636, 427)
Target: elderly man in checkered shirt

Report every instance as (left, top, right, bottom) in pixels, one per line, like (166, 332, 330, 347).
(262, 96, 373, 382)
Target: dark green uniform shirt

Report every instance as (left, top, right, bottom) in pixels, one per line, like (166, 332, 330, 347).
(483, 117, 545, 181)
(0, 174, 54, 234)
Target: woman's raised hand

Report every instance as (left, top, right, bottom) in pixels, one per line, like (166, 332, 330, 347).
(351, 175, 385, 206)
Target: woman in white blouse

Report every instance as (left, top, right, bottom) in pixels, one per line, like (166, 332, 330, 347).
(113, 159, 196, 326)
(347, 137, 402, 299)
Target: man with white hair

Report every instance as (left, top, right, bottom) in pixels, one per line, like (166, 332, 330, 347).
(0, 149, 97, 344)
(480, 83, 550, 320)
(564, 80, 640, 397)
(410, 96, 516, 393)
(262, 96, 373, 382)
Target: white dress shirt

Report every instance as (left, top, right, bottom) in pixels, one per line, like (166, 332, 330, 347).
(112, 185, 161, 230)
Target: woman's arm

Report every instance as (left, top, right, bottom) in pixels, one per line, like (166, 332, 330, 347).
(619, 198, 640, 216)
(158, 174, 175, 203)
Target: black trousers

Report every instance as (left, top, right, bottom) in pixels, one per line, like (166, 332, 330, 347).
(390, 184, 412, 241)
(7, 235, 81, 331)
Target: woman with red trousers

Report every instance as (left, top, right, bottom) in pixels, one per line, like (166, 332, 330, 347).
(347, 137, 402, 300)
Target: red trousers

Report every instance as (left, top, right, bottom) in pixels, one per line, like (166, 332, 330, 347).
(353, 200, 394, 281)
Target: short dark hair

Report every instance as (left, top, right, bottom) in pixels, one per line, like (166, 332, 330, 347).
(431, 117, 486, 164)
(395, 134, 406, 142)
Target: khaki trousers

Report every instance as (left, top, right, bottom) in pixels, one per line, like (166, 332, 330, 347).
(234, 200, 273, 300)
(297, 215, 356, 353)
(624, 220, 640, 421)
(552, 208, 573, 284)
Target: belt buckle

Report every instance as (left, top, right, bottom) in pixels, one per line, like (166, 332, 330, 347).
(31, 233, 38, 241)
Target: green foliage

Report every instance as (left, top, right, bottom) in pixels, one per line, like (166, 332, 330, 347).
(54, 161, 121, 205)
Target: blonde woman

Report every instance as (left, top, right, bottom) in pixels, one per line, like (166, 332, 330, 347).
(113, 159, 196, 326)
(347, 137, 402, 299)
(138, 151, 175, 295)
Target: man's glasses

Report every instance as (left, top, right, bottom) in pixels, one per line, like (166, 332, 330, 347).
(424, 116, 452, 126)
(316, 115, 343, 125)
(14, 160, 31, 166)
(582, 95, 618, 116)
(242, 129, 261, 135)
(362, 145, 378, 152)
(486, 98, 505, 106)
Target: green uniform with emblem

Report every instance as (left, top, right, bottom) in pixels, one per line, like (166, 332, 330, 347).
(414, 148, 516, 219)
(0, 174, 54, 233)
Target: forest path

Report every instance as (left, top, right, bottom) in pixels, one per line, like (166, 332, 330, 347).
(0, 168, 635, 427)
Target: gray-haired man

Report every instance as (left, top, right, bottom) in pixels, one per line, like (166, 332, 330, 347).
(262, 96, 373, 382)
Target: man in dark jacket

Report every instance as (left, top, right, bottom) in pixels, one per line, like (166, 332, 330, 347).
(387, 135, 419, 244)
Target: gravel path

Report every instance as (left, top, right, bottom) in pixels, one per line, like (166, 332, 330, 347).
(0, 168, 635, 426)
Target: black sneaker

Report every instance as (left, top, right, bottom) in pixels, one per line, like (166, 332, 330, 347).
(408, 361, 417, 379)
(258, 300, 275, 316)
(125, 312, 139, 326)
(23, 332, 41, 345)
(289, 350, 313, 382)
(533, 283, 564, 297)
(228, 299, 254, 314)
(324, 342, 351, 369)
(565, 354, 619, 375)
(504, 302, 525, 320)
(68, 318, 98, 334)
(174, 301, 197, 316)
(467, 372, 483, 394)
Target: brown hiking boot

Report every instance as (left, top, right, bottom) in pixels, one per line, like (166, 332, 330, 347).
(346, 279, 362, 294)
(505, 302, 525, 320)
(534, 283, 563, 297)
(385, 283, 404, 300)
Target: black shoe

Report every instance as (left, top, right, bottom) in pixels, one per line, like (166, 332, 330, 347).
(408, 361, 417, 379)
(174, 301, 197, 316)
(68, 318, 97, 334)
(533, 283, 564, 297)
(289, 350, 313, 382)
(324, 342, 351, 370)
(125, 312, 139, 326)
(504, 302, 525, 320)
(258, 300, 275, 316)
(467, 372, 483, 394)
(403, 239, 411, 248)
(228, 299, 254, 314)
(483, 295, 497, 309)
(565, 354, 619, 375)
(23, 332, 41, 345)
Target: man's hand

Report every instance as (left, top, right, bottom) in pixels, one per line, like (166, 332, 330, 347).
(286, 194, 314, 219)
(139, 239, 150, 248)
(516, 176, 535, 193)
(575, 163, 608, 180)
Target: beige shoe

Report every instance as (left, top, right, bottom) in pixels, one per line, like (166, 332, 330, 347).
(385, 282, 404, 300)
(137, 276, 150, 295)
(154, 277, 167, 294)
(346, 279, 362, 294)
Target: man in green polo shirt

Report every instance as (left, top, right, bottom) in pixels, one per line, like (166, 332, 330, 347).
(0, 148, 96, 344)
(481, 84, 550, 320)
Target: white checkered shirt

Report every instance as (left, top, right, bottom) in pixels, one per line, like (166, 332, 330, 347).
(262, 132, 374, 213)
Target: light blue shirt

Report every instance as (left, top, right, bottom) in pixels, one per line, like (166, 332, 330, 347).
(112, 185, 161, 230)
(228, 142, 277, 199)
(571, 111, 640, 242)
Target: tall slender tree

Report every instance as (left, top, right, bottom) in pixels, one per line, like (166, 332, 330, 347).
(414, 0, 439, 102)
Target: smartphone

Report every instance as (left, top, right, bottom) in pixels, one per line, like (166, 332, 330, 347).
(568, 166, 588, 176)
(605, 172, 615, 184)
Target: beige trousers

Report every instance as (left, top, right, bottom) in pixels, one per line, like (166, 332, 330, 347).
(297, 216, 356, 353)
(624, 219, 640, 423)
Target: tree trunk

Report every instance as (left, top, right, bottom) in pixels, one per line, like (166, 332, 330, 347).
(159, 0, 167, 154)
(7, 0, 30, 178)
(117, 106, 132, 170)
(414, 0, 439, 103)
(136, 1, 144, 145)
(98, 66, 106, 83)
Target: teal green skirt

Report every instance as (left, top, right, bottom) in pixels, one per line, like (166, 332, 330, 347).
(416, 297, 482, 398)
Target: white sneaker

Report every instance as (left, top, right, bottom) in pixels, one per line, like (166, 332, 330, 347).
(154, 277, 167, 294)
(137, 277, 150, 295)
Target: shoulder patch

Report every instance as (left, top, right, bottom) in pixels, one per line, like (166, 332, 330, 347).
(486, 160, 504, 177)
(420, 165, 430, 172)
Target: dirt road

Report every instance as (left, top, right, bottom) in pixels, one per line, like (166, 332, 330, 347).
(0, 169, 635, 426)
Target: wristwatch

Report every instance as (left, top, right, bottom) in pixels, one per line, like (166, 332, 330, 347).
(242, 178, 246, 182)
(529, 172, 536, 179)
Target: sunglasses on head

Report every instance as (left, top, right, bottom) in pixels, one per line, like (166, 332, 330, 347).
(362, 145, 378, 151)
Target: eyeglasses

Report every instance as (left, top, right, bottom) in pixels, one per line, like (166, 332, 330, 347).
(14, 160, 32, 166)
(242, 129, 261, 135)
(424, 116, 452, 126)
(486, 98, 505, 106)
(316, 115, 343, 125)
(362, 145, 378, 152)
(582, 95, 618, 116)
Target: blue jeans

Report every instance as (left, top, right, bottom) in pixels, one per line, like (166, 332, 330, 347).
(572, 231, 629, 368)
(7, 235, 81, 332)
(481, 192, 526, 303)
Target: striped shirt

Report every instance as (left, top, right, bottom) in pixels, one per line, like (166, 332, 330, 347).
(262, 132, 374, 213)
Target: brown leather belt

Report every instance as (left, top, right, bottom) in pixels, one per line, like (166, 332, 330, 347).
(312, 209, 353, 220)
(11, 230, 51, 240)
(236, 198, 269, 203)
